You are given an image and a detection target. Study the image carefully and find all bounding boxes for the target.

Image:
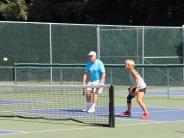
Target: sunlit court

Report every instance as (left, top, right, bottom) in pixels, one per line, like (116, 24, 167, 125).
(0, 21, 184, 138)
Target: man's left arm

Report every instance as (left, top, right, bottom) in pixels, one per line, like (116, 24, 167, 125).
(100, 72, 106, 85)
(99, 61, 106, 86)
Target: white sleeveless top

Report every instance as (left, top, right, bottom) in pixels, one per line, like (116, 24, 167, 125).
(130, 73, 146, 89)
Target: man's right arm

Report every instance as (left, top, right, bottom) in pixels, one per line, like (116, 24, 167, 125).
(82, 73, 88, 86)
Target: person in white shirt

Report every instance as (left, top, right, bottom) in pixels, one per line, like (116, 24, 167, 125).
(121, 59, 150, 119)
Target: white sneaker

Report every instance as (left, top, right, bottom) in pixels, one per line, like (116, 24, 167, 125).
(82, 106, 90, 112)
(82, 108, 88, 112)
(87, 107, 95, 113)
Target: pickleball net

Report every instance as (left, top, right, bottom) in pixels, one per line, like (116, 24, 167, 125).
(0, 84, 115, 127)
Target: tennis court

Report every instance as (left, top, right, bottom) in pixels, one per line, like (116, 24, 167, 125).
(0, 22, 184, 138)
(0, 85, 183, 138)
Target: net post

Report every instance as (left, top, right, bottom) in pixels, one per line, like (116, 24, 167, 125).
(109, 85, 115, 128)
(12, 66, 17, 84)
(12, 67, 15, 82)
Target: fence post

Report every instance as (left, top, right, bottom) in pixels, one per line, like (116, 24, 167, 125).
(167, 67, 170, 99)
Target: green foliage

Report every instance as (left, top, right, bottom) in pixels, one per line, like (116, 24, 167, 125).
(0, 0, 27, 20)
(28, 0, 85, 23)
(0, 0, 184, 25)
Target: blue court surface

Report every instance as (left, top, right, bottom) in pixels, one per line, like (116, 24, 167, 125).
(0, 106, 183, 136)
(12, 105, 184, 122)
(0, 130, 23, 135)
(0, 99, 38, 105)
(147, 90, 184, 96)
(115, 106, 184, 121)
(0, 98, 183, 122)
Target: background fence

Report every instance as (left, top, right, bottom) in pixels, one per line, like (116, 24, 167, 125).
(0, 21, 183, 86)
(12, 64, 184, 86)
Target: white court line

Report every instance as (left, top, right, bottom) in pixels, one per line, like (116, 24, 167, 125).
(132, 109, 184, 114)
(0, 129, 26, 136)
(147, 106, 184, 110)
(116, 120, 184, 127)
(116, 105, 184, 115)
(116, 105, 184, 110)
(5, 126, 100, 135)
(6, 120, 184, 136)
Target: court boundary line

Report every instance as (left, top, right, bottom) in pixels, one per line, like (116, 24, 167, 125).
(116, 105, 184, 110)
(116, 119, 184, 127)
(4, 120, 184, 136)
(0, 129, 26, 136)
(147, 105, 184, 110)
(133, 109, 184, 114)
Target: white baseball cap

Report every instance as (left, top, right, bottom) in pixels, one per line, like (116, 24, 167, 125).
(88, 51, 96, 56)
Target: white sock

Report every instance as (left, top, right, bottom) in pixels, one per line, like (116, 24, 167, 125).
(91, 103, 96, 109)
(86, 102, 91, 108)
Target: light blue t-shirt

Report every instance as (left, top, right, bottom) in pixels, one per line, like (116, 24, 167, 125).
(85, 59, 105, 82)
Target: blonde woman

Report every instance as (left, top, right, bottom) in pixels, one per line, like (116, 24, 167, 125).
(121, 59, 150, 119)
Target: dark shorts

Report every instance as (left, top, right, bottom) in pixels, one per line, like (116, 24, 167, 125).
(139, 87, 146, 94)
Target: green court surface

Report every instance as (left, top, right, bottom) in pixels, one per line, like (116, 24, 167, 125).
(0, 94, 183, 138)
(0, 118, 183, 138)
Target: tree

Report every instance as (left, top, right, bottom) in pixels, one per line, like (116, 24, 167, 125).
(0, 0, 184, 26)
(0, 0, 28, 21)
(28, 0, 85, 23)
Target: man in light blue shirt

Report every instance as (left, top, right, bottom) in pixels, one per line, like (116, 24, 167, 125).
(82, 51, 106, 113)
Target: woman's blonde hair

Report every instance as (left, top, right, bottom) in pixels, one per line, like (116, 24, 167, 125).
(125, 59, 135, 68)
